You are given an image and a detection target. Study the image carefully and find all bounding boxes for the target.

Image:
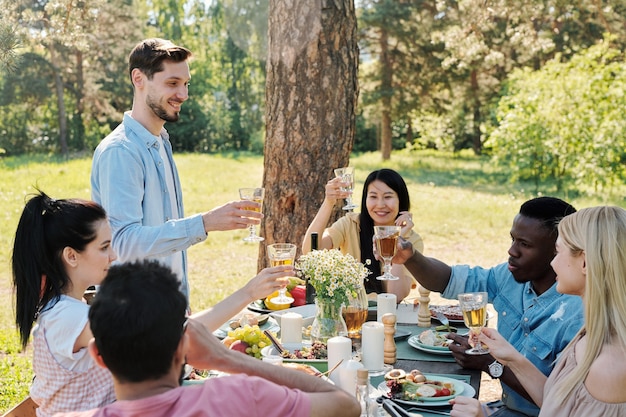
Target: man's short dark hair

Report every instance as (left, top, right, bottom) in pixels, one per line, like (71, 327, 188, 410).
(89, 260, 187, 383)
(519, 197, 577, 235)
(128, 38, 192, 81)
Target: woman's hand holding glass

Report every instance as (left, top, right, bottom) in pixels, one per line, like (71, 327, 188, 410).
(241, 265, 295, 304)
(478, 327, 521, 365)
(458, 292, 489, 355)
(267, 243, 297, 305)
(333, 167, 357, 211)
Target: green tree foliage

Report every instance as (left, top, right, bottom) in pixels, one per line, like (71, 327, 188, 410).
(487, 38, 626, 195)
(139, 0, 266, 152)
(358, 0, 626, 156)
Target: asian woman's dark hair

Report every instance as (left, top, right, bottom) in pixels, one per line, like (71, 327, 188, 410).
(359, 169, 410, 293)
(12, 190, 107, 349)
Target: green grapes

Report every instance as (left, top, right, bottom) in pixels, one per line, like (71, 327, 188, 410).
(227, 325, 273, 359)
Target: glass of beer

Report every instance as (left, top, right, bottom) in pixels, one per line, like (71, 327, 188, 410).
(334, 167, 357, 211)
(239, 187, 265, 242)
(267, 243, 297, 305)
(458, 292, 489, 355)
(374, 225, 402, 280)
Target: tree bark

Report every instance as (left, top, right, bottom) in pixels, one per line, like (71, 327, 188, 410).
(260, 0, 359, 269)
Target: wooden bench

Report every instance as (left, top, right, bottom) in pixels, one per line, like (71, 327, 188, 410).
(2, 397, 38, 417)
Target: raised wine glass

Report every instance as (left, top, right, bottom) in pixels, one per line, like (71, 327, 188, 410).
(239, 187, 265, 242)
(334, 167, 357, 211)
(457, 292, 489, 355)
(267, 243, 297, 305)
(374, 225, 401, 280)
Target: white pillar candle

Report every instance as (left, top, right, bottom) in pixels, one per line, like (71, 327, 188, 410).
(338, 359, 364, 395)
(377, 293, 397, 322)
(327, 336, 352, 385)
(361, 321, 384, 371)
(280, 312, 303, 344)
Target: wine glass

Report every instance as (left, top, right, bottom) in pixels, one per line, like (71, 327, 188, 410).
(374, 225, 401, 280)
(334, 167, 357, 211)
(341, 284, 368, 340)
(239, 187, 265, 242)
(457, 292, 489, 355)
(267, 243, 297, 305)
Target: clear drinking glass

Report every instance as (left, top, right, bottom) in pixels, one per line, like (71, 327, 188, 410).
(334, 167, 357, 211)
(239, 187, 265, 242)
(267, 243, 297, 305)
(374, 225, 401, 280)
(457, 292, 489, 355)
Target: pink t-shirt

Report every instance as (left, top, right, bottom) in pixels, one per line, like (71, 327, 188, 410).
(54, 374, 311, 417)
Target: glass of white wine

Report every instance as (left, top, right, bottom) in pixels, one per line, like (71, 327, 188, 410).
(374, 225, 401, 280)
(334, 167, 357, 211)
(239, 187, 265, 242)
(458, 292, 489, 355)
(267, 243, 297, 305)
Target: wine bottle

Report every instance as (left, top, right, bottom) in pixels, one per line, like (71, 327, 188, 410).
(305, 233, 318, 304)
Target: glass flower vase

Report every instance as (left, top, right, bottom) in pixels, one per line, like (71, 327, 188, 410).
(310, 298, 348, 344)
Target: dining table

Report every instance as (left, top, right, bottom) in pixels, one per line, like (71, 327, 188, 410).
(363, 302, 481, 417)
(221, 300, 483, 417)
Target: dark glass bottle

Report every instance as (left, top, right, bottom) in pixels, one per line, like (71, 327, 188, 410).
(305, 233, 318, 304)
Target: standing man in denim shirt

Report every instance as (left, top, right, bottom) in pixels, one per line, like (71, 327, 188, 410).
(91, 39, 260, 300)
(393, 197, 583, 417)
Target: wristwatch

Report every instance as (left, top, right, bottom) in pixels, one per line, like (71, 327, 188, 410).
(488, 360, 504, 378)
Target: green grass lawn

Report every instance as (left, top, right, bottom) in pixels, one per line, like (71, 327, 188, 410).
(0, 149, 621, 412)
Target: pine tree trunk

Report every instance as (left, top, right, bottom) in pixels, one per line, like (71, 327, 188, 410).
(260, 0, 359, 269)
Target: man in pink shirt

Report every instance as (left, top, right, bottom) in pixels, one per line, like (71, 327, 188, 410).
(55, 260, 360, 417)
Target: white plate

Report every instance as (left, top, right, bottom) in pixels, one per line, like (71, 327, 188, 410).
(213, 317, 279, 339)
(407, 334, 452, 355)
(377, 375, 471, 407)
(269, 304, 317, 327)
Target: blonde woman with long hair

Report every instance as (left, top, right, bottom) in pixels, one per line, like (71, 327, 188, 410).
(451, 206, 626, 417)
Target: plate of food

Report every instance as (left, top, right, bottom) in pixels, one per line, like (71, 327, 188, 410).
(379, 370, 466, 406)
(429, 304, 464, 323)
(407, 330, 452, 355)
(261, 341, 328, 373)
(247, 299, 273, 314)
(213, 314, 279, 339)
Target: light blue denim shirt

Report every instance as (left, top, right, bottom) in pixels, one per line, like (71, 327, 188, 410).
(91, 112, 207, 300)
(443, 262, 584, 417)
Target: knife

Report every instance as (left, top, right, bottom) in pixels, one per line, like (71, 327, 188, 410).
(436, 312, 451, 333)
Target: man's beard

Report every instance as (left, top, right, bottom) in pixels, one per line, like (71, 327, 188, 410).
(147, 95, 180, 123)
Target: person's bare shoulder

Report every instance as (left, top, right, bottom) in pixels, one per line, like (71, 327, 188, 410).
(585, 345, 626, 403)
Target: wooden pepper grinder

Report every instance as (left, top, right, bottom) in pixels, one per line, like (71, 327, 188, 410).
(382, 313, 396, 364)
(417, 284, 432, 327)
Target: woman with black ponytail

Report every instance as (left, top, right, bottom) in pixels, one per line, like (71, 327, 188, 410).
(12, 191, 116, 416)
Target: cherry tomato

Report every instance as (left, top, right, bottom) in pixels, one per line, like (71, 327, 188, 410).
(435, 387, 451, 397)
